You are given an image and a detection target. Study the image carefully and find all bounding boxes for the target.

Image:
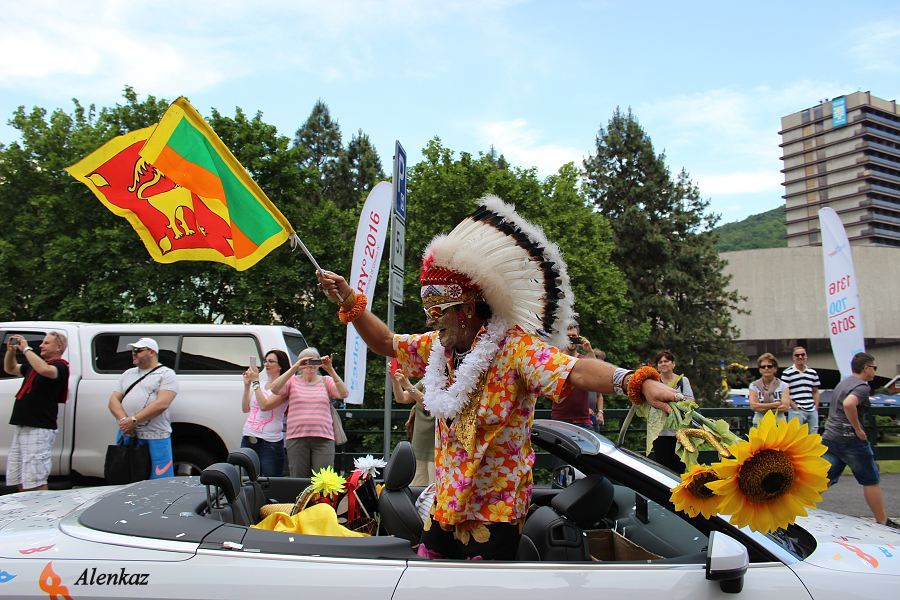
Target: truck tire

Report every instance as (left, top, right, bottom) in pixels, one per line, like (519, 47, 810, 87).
(173, 444, 218, 476)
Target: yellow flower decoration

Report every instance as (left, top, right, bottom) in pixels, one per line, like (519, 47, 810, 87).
(707, 412, 830, 533)
(310, 466, 346, 498)
(670, 465, 722, 519)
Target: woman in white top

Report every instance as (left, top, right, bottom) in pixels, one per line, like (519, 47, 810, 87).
(241, 349, 290, 476)
(749, 352, 791, 426)
(652, 350, 695, 473)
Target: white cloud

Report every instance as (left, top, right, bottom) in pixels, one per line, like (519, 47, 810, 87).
(477, 118, 583, 175)
(0, 1, 236, 100)
(636, 81, 845, 163)
(695, 170, 783, 196)
(632, 82, 856, 220)
(849, 20, 900, 73)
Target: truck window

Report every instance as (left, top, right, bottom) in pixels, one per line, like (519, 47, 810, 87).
(178, 335, 259, 373)
(282, 333, 308, 362)
(93, 335, 179, 373)
(1, 330, 49, 379)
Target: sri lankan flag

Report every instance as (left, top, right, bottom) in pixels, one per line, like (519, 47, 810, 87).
(67, 97, 295, 270)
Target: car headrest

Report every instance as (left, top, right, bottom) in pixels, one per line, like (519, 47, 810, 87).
(551, 474, 614, 528)
(200, 463, 241, 502)
(228, 448, 260, 481)
(383, 441, 416, 490)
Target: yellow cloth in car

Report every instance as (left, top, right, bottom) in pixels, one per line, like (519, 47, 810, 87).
(252, 503, 369, 537)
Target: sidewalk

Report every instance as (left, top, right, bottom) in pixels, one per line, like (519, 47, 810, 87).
(819, 471, 900, 520)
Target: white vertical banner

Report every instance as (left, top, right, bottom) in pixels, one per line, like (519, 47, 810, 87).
(819, 207, 865, 379)
(344, 181, 392, 405)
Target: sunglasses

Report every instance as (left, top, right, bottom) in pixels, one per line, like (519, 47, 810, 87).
(867, 364, 878, 372)
(793, 353, 806, 358)
(131, 348, 147, 355)
(424, 302, 462, 319)
(759, 364, 776, 369)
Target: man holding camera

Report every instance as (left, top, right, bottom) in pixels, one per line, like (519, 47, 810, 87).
(551, 323, 601, 429)
(4, 332, 69, 491)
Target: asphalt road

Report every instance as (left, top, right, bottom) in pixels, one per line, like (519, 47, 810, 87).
(819, 471, 900, 520)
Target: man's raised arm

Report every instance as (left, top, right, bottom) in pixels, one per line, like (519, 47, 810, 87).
(317, 270, 396, 357)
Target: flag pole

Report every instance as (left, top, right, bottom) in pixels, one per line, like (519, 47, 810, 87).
(290, 233, 324, 273)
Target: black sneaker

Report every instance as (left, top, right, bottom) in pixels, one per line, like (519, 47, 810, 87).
(884, 518, 900, 531)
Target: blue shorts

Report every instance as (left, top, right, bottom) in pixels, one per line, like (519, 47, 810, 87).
(117, 433, 174, 478)
(823, 438, 880, 486)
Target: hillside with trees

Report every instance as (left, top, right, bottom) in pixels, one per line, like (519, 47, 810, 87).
(714, 205, 787, 251)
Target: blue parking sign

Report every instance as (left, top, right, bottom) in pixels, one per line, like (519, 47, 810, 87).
(393, 141, 407, 221)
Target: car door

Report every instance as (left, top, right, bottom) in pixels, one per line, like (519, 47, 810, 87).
(393, 558, 811, 600)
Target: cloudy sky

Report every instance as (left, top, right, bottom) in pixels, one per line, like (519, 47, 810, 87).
(1, 0, 899, 223)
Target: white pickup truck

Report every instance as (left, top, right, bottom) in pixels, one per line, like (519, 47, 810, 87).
(0, 321, 307, 484)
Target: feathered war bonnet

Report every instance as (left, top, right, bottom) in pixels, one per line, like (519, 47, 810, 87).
(419, 195, 575, 348)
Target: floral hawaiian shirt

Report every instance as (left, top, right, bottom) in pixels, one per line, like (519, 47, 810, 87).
(393, 325, 576, 526)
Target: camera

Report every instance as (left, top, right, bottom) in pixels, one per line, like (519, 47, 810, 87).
(568, 335, 581, 345)
(306, 358, 323, 366)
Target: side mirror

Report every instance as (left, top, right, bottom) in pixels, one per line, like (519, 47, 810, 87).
(706, 531, 748, 594)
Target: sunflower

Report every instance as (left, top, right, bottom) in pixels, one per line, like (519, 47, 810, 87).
(706, 411, 830, 533)
(310, 466, 346, 498)
(670, 465, 722, 519)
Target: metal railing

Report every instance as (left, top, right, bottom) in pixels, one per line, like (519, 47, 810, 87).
(332, 406, 900, 472)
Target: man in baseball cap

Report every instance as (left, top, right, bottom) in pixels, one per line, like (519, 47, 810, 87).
(127, 338, 159, 354)
(108, 337, 179, 479)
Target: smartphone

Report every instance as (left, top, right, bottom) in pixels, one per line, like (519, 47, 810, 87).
(248, 356, 257, 369)
(307, 358, 323, 366)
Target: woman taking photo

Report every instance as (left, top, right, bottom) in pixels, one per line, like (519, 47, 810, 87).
(241, 349, 290, 477)
(749, 352, 790, 426)
(264, 347, 349, 478)
(651, 350, 694, 473)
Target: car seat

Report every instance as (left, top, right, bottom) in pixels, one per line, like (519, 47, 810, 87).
(377, 441, 423, 542)
(200, 462, 253, 526)
(522, 474, 615, 561)
(228, 448, 267, 520)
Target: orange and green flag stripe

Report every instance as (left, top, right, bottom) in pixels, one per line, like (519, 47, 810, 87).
(139, 97, 294, 270)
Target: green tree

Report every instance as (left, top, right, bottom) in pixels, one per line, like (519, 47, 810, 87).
(583, 108, 744, 404)
(327, 129, 385, 210)
(293, 100, 342, 201)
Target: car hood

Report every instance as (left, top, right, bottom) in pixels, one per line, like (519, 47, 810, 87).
(797, 510, 900, 575)
(0, 486, 121, 557)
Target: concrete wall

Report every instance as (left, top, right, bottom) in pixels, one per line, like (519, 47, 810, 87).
(721, 246, 900, 373)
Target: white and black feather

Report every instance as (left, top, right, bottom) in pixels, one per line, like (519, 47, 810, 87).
(424, 195, 575, 348)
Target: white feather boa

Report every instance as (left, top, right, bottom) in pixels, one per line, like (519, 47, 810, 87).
(422, 318, 510, 420)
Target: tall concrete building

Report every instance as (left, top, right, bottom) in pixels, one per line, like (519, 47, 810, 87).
(780, 91, 900, 248)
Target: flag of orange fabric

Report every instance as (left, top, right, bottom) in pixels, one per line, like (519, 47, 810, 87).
(67, 98, 295, 270)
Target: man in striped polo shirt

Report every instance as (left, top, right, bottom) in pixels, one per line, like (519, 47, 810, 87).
(782, 345, 821, 432)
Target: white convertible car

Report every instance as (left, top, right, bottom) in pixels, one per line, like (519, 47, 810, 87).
(0, 420, 897, 600)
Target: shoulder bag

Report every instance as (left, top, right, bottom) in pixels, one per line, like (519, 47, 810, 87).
(104, 366, 163, 484)
(330, 403, 348, 446)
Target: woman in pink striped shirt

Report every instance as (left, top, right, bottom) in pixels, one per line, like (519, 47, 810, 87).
(265, 347, 349, 478)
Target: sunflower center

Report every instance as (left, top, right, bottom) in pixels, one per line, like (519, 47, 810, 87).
(686, 471, 718, 499)
(738, 449, 794, 502)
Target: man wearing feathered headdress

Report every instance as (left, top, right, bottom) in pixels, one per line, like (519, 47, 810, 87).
(317, 196, 681, 559)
